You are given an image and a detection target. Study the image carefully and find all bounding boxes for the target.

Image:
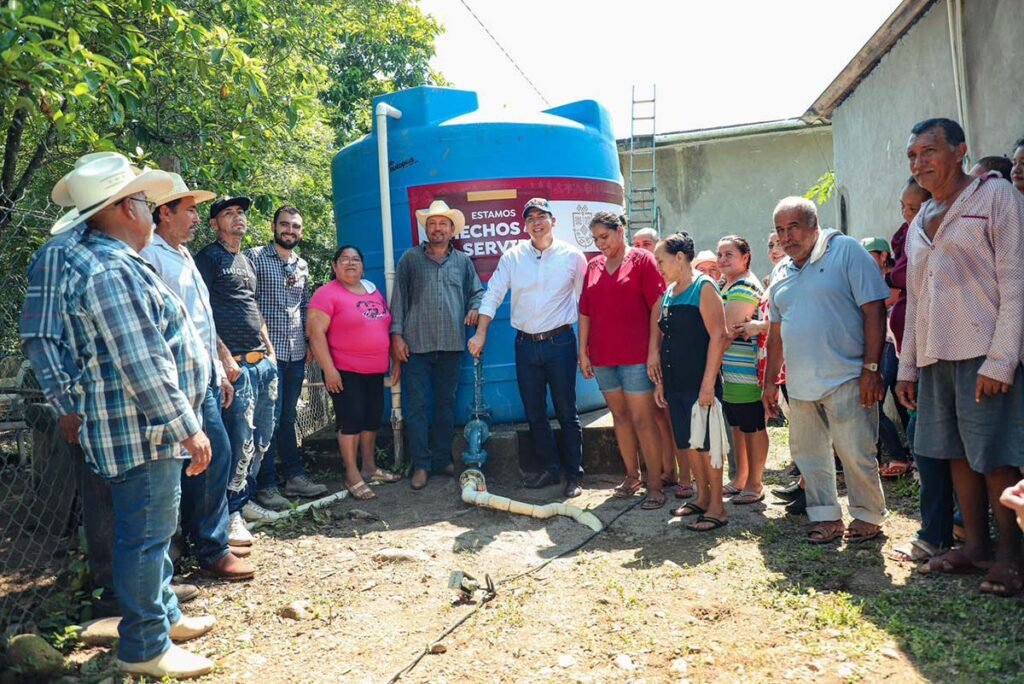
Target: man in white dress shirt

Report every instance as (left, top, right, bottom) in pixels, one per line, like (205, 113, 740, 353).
(468, 197, 587, 497)
(141, 174, 256, 581)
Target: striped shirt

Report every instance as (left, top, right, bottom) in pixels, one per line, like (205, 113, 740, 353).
(245, 243, 309, 362)
(63, 231, 209, 479)
(389, 244, 484, 353)
(19, 223, 86, 415)
(897, 176, 1024, 384)
(721, 277, 763, 403)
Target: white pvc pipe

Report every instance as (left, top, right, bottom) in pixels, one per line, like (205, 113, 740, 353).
(946, 0, 972, 165)
(459, 470, 602, 532)
(375, 101, 405, 465)
(246, 489, 349, 530)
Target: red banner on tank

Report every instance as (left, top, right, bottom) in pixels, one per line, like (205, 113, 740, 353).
(407, 177, 623, 281)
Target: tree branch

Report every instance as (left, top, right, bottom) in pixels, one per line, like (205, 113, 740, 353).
(1, 88, 31, 198)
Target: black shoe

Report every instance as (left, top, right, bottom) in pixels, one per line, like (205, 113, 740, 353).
(563, 479, 582, 498)
(785, 490, 807, 516)
(524, 471, 559, 489)
(772, 481, 803, 502)
(786, 463, 801, 477)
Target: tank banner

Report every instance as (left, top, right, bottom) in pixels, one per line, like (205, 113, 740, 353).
(408, 177, 624, 282)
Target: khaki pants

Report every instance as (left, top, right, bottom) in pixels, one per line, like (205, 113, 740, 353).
(789, 377, 888, 525)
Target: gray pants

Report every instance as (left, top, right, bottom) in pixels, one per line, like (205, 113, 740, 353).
(789, 377, 888, 525)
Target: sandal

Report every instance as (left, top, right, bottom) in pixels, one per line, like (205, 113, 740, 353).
(671, 502, 705, 517)
(844, 521, 882, 543)
(346, 480, 376, 500)
(879, 461, 914, 479)
(662, 478, 679, 488)
(918, 548, 988, 575)
(686, 514, 728, 532)
(673, 482, 695, 499)
(723, 483, 741, 497)
(641, 492, 667, 510)
(807, 521, 845, 545)
(730, 490, 765, 505)
(979, 565, 1024, 598)
(613, 476, 643, 498)
(365, 468, 401, 484)
(888, 539, 942, 563)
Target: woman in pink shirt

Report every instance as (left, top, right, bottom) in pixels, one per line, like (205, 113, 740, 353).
(307, 245, 400, 499)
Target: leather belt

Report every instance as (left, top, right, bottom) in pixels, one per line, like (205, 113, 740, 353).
(517, 324, 572, 343)
(232, 351, 266, 364)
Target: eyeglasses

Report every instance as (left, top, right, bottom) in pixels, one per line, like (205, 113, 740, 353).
(121, 196, 154, 212)
(338, 256, 362, 263)
(525, 214, 552, 225)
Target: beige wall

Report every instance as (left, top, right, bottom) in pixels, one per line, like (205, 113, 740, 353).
(620, 126, 834, 278)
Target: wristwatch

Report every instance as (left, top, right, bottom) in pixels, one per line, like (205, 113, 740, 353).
(862, 362, 879, 373)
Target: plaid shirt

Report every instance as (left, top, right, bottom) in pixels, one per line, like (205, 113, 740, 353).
(19, 223, 87, 416)
(389, 244, 484, 353)
(245, 243, 309, 362)
(63, 231, 209, 479)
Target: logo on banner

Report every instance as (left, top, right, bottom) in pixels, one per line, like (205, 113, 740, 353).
(572, 204, 595, 249)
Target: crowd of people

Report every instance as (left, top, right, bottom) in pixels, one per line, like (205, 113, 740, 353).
(16, 116, 1024, 678)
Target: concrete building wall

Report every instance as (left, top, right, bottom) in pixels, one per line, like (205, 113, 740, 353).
(831, 0, 1024, 241)
(619, 126, 834, 277)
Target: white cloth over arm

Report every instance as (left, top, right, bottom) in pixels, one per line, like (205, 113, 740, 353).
(689, 398, 730, 469)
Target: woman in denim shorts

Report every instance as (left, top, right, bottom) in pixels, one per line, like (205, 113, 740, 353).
(578, 212, 667, 509)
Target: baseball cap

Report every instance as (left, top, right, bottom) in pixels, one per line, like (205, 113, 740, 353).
(209, 196, 251, 220)
(860, 237, 891, 254)
(522, 197, 553, 219)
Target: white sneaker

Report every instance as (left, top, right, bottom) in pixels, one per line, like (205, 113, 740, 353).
(228, 512, 254, 546)
(117, 644, 214, 679)
(241, 500, 284, 523)
(169, 614, 217, 642)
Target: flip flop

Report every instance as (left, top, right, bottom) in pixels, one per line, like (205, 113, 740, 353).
(807, 521, 845, 545)
(843, 522, 883, 544)
(979, 565, 1024, 598)
(346, 480, 376, 500)
(730, 490, 765, 505)
(641, 493, 667, 510)
(888, 539, 943, 563)
(723, 483, 742, 496)
(365, 468, 401, 484)
(879, 461, 914, 479)
(917, 549, 987, 575)
(686, 515, 728, 532)
(673, 483, 695, 499)
(671, 502, 706, 517)
(613, 477, 643, 498)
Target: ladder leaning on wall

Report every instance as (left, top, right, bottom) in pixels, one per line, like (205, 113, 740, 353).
(627, 84, 658, 236)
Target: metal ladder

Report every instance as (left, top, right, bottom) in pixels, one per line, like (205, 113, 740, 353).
(627, 84, 658, 235)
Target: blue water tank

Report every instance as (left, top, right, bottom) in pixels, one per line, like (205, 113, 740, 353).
(331, 86, 624, 424)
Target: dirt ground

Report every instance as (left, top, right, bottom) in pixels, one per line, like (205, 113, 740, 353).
(58, 428, 1024, 683)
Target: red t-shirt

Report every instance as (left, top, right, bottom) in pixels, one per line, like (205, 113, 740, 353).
(579, 248, 665, 366)
(308, 280, 392, 374)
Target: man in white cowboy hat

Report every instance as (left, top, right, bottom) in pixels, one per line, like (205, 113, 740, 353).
(391, 199, 483, 489)
(54, 152, 218, 678)
(194, 195, 281, 541)
(20, 153, 202, 620)
(141, 174, 256, 582)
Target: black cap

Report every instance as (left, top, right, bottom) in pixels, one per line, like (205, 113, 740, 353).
(209, 196, 251, 220)
(521, 197, 553, 219)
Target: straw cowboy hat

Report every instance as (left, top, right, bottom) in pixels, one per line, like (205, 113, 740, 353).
(50, 153, 173, 235)
(415, 200, 465, 233)
(152, 173, 216, 208)
(692, 249, 718, 268)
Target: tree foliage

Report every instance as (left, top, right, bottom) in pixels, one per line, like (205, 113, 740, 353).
(804, 169, 836, 206)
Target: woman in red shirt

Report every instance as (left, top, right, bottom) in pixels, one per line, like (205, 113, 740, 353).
(579, 212, 667, 509)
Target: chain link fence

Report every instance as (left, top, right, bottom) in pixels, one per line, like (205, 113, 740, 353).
(0, 196, 334, 633)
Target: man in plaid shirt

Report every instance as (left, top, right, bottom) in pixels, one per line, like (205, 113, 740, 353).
(47, 153, 217, 678)
(245, 205, 327, 508)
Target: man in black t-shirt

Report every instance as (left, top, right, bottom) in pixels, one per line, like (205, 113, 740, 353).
(194, 197, 280, 546)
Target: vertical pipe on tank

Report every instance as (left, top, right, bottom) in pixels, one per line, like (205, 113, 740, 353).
(376, 102, 404, 468)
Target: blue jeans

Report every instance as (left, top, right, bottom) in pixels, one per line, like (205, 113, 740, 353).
(179, 381, 231, 566)
(224, 358, 278, 513)
(404, 351, 462, 472)
(515, 329, 583, 478)
(907, 412, 955, 548)
(878, 342, 909, 462)
(257, 359, 306, 489)
(108, 458, 182, 663)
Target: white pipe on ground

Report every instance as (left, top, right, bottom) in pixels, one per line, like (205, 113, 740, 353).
(246, 489, 349, 530)
(459, 470, 602, 532)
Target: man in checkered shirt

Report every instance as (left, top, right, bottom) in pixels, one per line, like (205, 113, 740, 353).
(896, 118, 1024, 597)
(245, 205, 327, 509)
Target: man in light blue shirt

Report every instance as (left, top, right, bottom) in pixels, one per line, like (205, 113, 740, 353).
(763, 196, 889, 545)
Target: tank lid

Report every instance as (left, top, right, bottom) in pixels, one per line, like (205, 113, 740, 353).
(371, 87, 479, 133)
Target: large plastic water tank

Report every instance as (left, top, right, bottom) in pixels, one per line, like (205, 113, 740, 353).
(331, 86, 624, 424)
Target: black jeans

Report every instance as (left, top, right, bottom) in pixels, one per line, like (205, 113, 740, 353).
(76, 450, 117, 607)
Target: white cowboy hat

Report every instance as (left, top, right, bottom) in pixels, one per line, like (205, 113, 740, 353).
(151, 172, 216, 208)
(414, 200, 465, 234)
(692, 249, 718, 267)
(50, 153, 174, 235)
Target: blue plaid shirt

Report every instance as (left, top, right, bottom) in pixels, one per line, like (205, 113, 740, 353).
(19, 223, 87, 416)
(63, 231, 209, 478)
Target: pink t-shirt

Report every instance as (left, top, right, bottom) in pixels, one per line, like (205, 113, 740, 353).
(308, 280, 391, 374)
